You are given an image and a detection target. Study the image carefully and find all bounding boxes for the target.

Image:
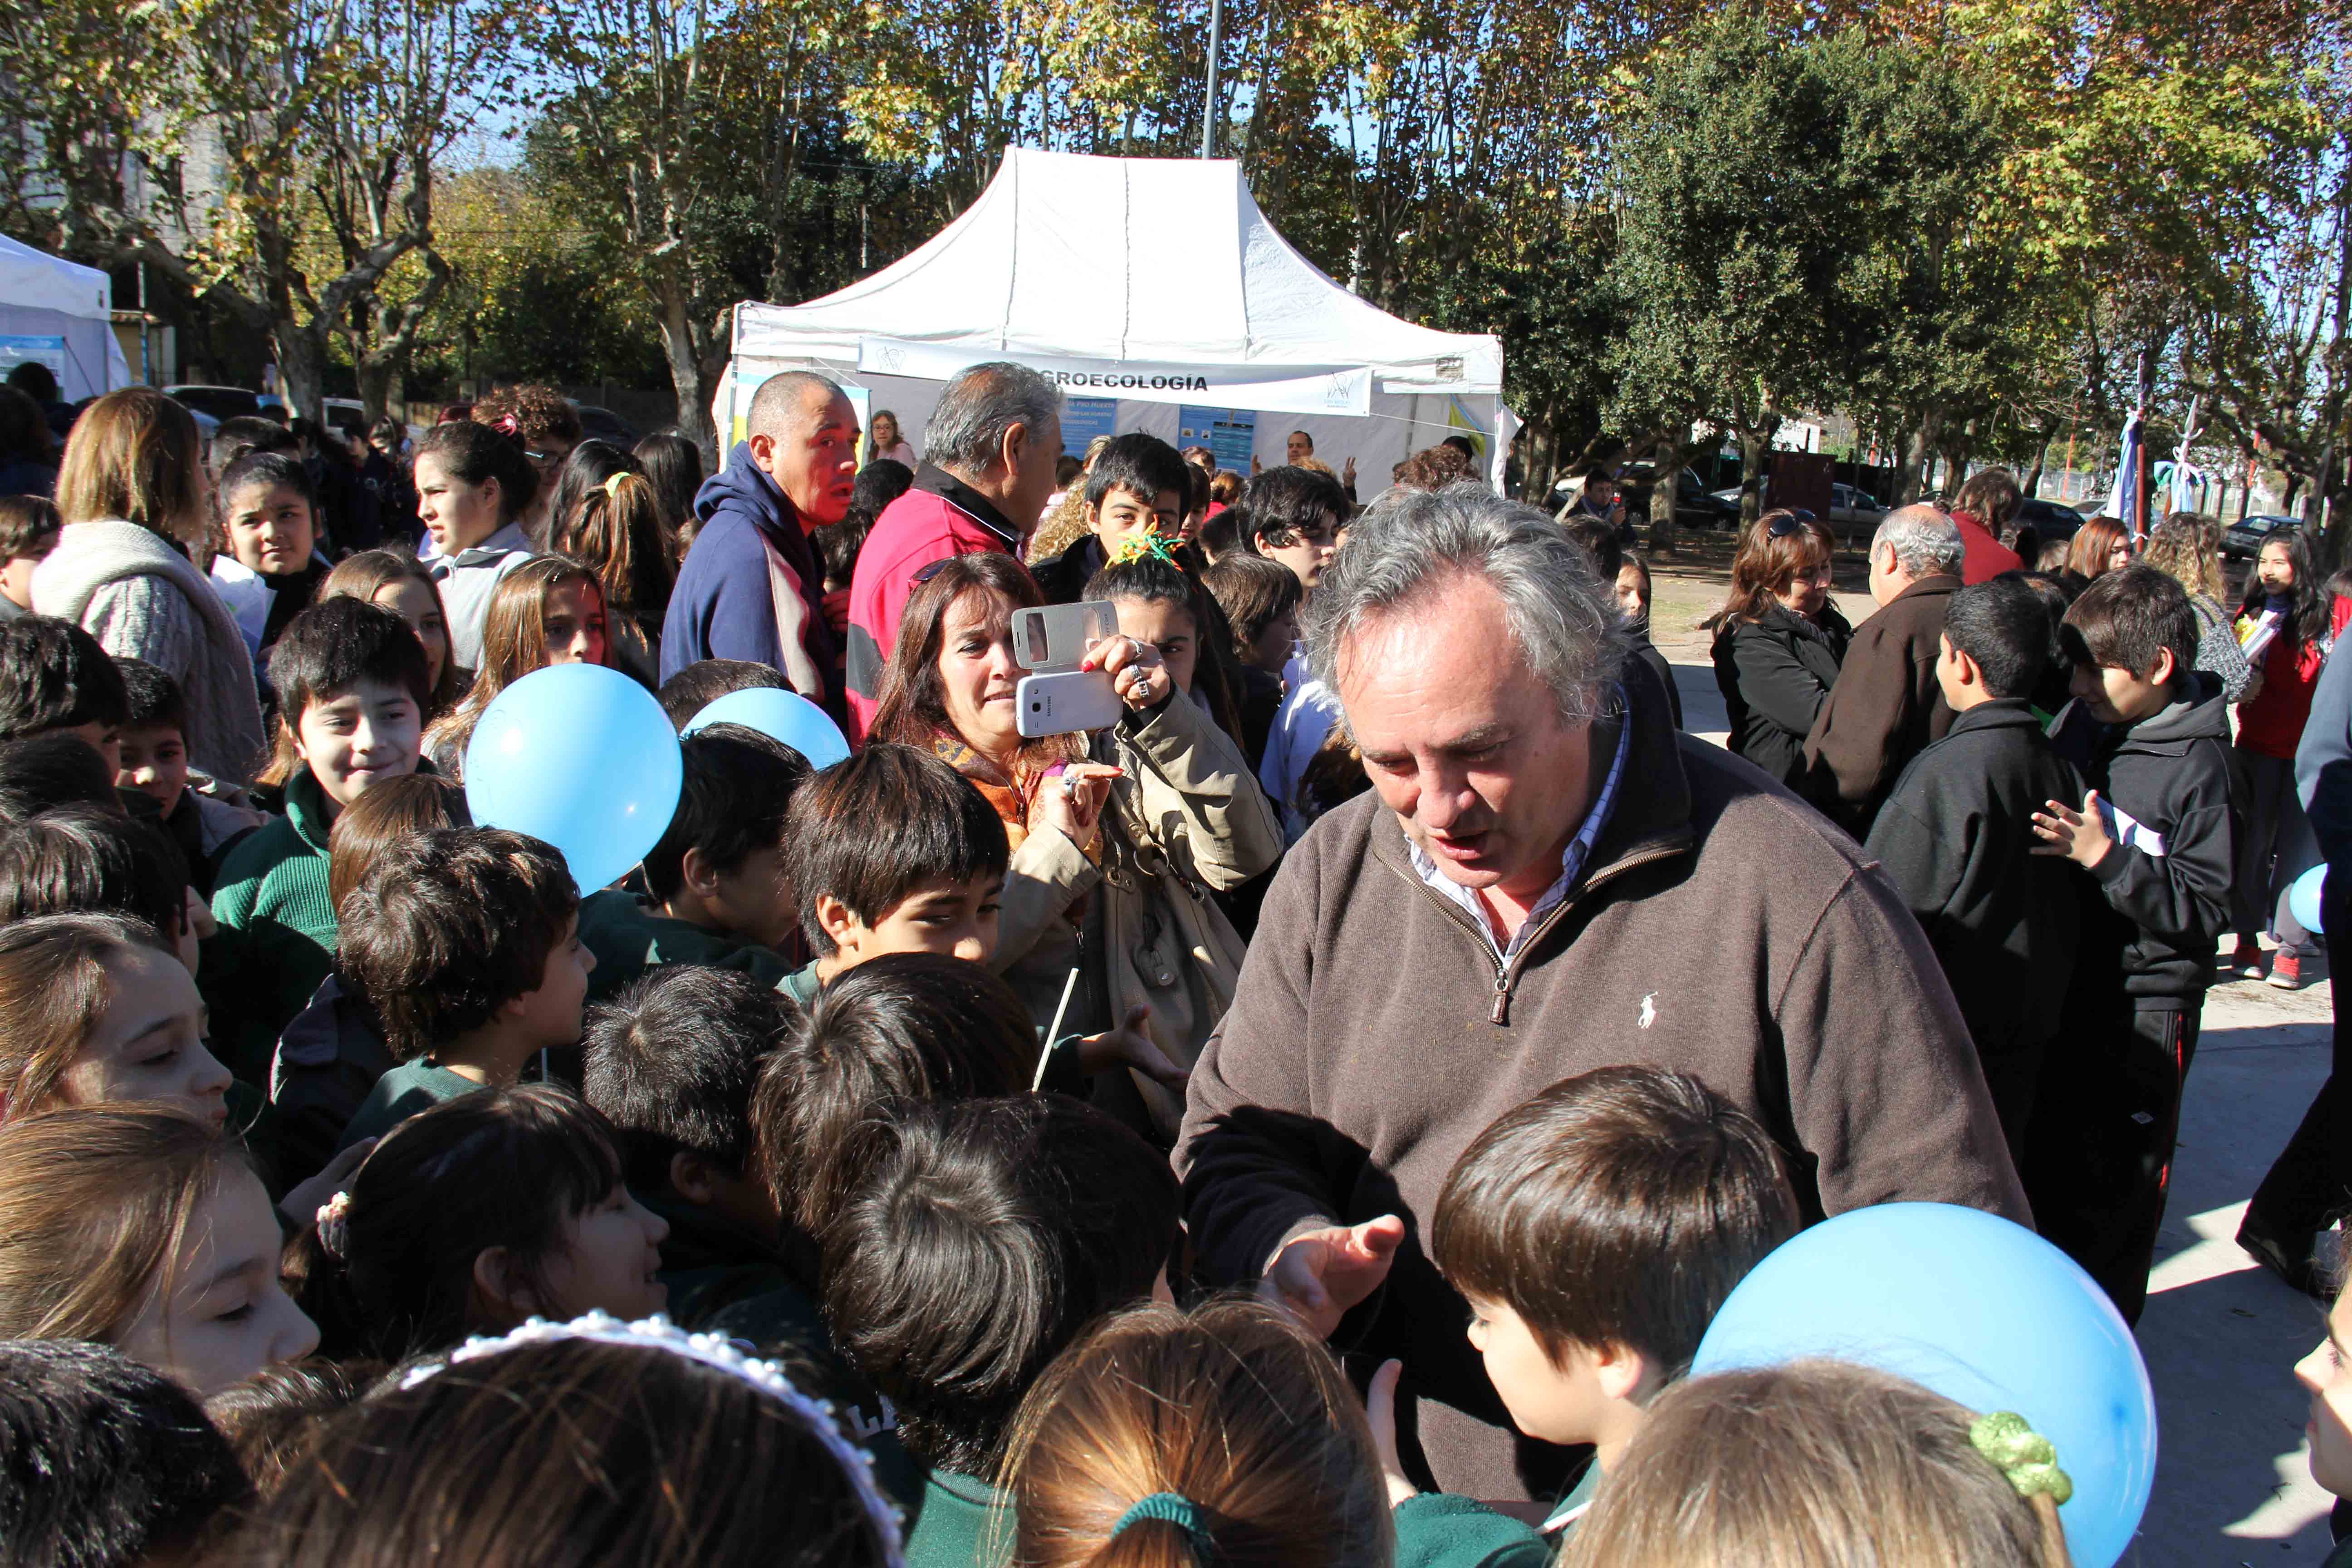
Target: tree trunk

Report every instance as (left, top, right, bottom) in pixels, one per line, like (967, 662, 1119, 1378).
(652, 264, 728, 462)
(355, 356, 398, 427)
(274, 321, 330, 427)
(1650, 459, 1681, 556)
(1899, 403, 1943, 505)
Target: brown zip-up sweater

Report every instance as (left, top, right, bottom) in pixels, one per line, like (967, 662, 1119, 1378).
(1173, 674, 2028, 1504)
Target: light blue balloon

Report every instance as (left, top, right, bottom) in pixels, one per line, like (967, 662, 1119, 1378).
(683, 686, 850, 770)
(2289, 864, 2328, 935)
(1692, 1203, 2155, 1568)
(463, 664, 683, 894)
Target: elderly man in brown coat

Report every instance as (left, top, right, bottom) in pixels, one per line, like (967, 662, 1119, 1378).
(1175, 485, 2026, 1506)
(1801, 504, 1967, 833)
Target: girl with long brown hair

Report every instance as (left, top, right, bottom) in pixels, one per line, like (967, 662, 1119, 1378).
(34, 387, 267, 782)
(1561, 1360, 2073, 1568)
(1705, 510, 1850, 788)
(1001, 1297, 1546, 1568)
(0, 911, 230, 1128)
(2063, 515, 2133, 581)
(546, 441, 676, 686)
(422, 555, 612, 778)
(320, 547, 464, 716)
(0, 1104, 318, 1398)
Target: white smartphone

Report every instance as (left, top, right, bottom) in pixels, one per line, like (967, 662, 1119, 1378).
(1011, 602, 1122, 672)
(1017, 669, 1123, 737)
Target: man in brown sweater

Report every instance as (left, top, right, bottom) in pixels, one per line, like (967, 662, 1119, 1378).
(1173, 487, 2028, 1505)
(1799, 504, 1965, 833)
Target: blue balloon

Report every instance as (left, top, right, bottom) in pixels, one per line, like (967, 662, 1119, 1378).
(2290, 864, 2328, 935)
(682, 686, 850, 770)
(463, 664, 684, 894)
(1693, 1203, 2155, 1568)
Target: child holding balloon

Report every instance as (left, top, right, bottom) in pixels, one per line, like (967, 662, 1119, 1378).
(423, 556, 614, 780)
(206, 599, 429, 1086)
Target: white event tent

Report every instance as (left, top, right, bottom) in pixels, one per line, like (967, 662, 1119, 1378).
(0, 236, 132, 402)
(718, 147, 1514, 487)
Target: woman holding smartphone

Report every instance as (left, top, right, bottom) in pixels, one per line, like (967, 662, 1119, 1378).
(870, 550, 1280, 1143)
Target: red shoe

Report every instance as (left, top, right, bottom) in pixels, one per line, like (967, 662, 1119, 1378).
(2269, 948, 2303, 990)
(2229, 939, 2267, 979)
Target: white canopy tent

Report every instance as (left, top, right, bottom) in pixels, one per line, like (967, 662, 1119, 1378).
(0, 236, 132, 402)
(720, 148, 1512, 489)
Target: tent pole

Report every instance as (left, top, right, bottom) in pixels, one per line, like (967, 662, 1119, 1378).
(1200, 0, 1223, 158)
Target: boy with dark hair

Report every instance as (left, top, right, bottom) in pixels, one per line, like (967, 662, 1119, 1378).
(581, 965, 795, 1325)
(0, 731, 121, 822)
(2027, 563, 2235, 1323)
(1428, 1065, 1799, 1539)
(577, 722, 810, 1002)
(0, 1339, 251, 1568)
(1029, 432, 1193, 603)
(756, 951, 1033, 1239)
(1200, 552, 1302, 770)
(207, 598, 429, 1084)
(0, 495, 62, 619)
(1235, 465, 1348, 599)
(0, 614, 127, 774)
(334, 826, 591, 1148)
(583, 960, 920, 1505)
(207, 413, 300, 484)
(780, 742, 1009, 1005)
(654, 657, 790, 730)
(1865, 577, 2080, 1157)
(113, 658, 266, 895)
(0, 804, 197, 971)
(824, 1093, 1181, 1568)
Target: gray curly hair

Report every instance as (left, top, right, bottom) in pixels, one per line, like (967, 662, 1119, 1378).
(1304, 482, 1627, 725)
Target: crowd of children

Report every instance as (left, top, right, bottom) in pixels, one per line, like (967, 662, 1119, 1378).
(0, 377, 2337, 1566)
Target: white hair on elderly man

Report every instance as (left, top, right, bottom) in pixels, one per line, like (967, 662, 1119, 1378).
(1872, 505, 1965, 579)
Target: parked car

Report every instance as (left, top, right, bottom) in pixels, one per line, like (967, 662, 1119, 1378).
(2225, 513, 2303, 560)
(1831, 484, 1885, 529)
(2014, 496, 2085, 543)
(163, 384, 263, 423)
(572, 402, 638, 447)
(1629, 466, 1738, 529)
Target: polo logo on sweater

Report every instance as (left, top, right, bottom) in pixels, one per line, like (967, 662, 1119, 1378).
(1637, 992, 1657, 1029)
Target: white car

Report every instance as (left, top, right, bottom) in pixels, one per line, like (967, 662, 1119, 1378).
(1832, 484, 1886, 528)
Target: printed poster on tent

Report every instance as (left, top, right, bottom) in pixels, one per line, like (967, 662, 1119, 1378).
(1178, 407, 1257, 470)
(0, 336, 66, 384)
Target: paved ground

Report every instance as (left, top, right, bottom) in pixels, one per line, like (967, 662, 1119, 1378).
(1654, 641, 2341, 1568)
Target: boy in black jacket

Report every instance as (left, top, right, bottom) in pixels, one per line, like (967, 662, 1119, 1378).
(1865, 577, 2078, 1161)
(2027, 564, 2235, 1324)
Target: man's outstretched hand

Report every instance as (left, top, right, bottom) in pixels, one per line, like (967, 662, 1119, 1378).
(1260, 1214, 1405, 1340)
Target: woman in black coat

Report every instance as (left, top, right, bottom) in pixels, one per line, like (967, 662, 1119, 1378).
(1708, 510, 1851, 788)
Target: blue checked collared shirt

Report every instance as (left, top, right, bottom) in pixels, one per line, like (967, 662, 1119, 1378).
(1405, 687, 1632, 964)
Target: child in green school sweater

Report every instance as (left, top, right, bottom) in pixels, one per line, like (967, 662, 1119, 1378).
(335, 827, 591, 1151)
(1419, 1066, 1801, 1549)
(207, 599, 428, 1085)
(821, 1095, 1177, 1568)
(575, 722, 810, 1002)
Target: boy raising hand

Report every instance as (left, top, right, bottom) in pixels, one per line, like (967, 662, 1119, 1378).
(2028, 565, 2235, 1325)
